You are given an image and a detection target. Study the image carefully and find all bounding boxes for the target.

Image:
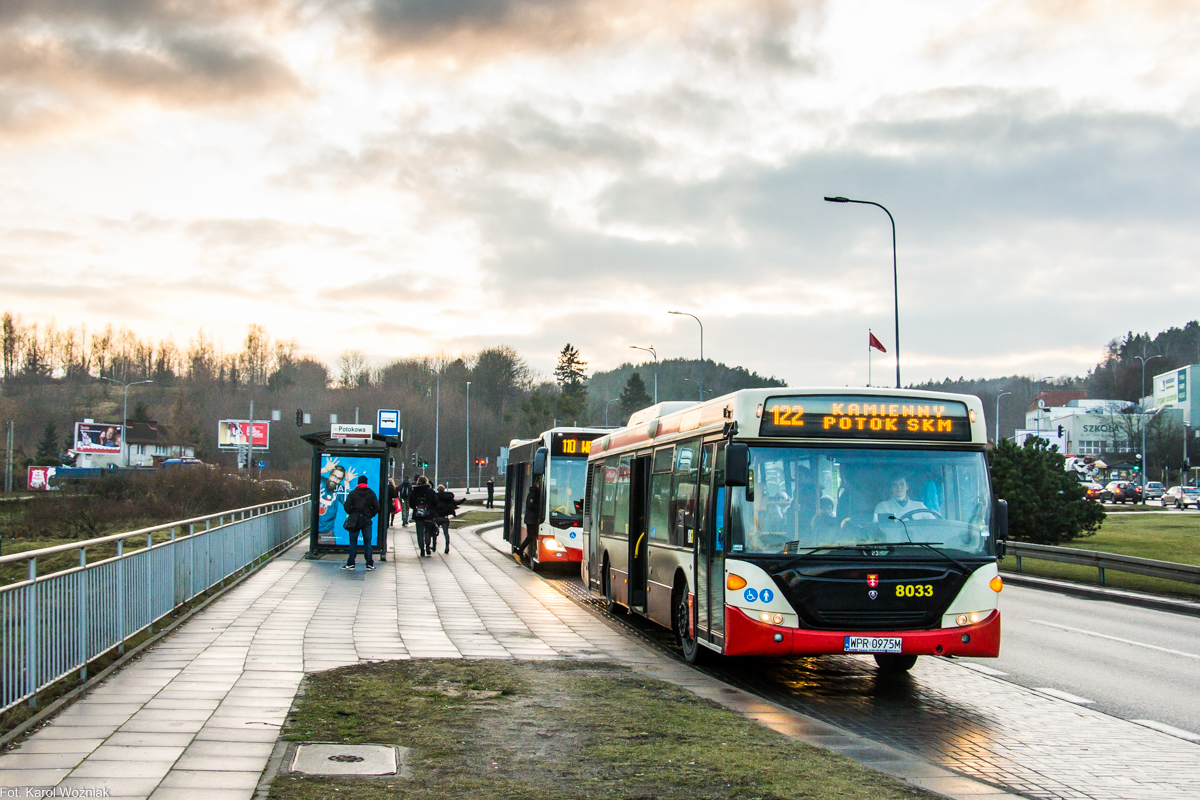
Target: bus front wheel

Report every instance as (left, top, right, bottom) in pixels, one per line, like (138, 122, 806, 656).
(874, 654, 917, 673)
(674, 585, 703, 664)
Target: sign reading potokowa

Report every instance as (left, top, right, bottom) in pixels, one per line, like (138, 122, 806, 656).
(759, 395, 973, 441)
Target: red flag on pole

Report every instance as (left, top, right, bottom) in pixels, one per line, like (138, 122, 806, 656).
(869, 332, 887, 353)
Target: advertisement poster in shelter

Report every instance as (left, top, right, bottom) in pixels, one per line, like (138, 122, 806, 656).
(217, 420, 270, 450)
(316, 454, 379, 546)
(74, 422, 123, 454)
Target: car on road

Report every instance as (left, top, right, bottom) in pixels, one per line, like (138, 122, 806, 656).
(1102, 481, 1143, 504)
(1162, 485, 1200, 509)
(1144, 481, 1165, 501)
(1080, 480, 1104, 501)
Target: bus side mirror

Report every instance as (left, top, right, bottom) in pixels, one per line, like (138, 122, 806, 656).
(533, 447, 548, 477)
(993, 498, 1008, 559)
(725, 444, 750, 487)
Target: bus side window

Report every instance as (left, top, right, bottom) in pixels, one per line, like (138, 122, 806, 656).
(601, 456, 618, 537)
(648, 447, 673, 540)
(670, 438, 700, 548)
(614, 456, 631, 539)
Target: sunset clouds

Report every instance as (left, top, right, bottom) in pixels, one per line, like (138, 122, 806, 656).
(2, 0, 1199, 385)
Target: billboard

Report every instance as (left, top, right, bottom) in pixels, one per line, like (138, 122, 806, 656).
(74, 422, 123, 454)
(27, 466, 56, 491)
(218, 420, 269, 451)
(316, 453, 379, 547)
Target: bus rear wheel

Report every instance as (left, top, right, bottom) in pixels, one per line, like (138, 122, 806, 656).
(874, 654, 917, 673)
(674, 585, 703, 664)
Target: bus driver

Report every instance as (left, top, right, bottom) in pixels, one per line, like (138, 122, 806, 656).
(873, 475, 934, 522)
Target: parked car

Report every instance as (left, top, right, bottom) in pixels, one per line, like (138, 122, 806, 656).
(1162, 486, 1200, 509)
(1144, 481, 1165, 501)
(1102, 481, 1143, 504)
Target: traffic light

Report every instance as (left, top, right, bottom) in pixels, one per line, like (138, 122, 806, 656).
(295, 408, 303, 427)
(1057, 425, 1064, 437)
(422, 460, 429, 469)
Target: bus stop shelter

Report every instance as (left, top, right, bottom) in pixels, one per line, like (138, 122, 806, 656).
(302, 429, 400, 558)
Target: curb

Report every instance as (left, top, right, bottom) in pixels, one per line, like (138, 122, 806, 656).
(1000, 572, 1200, 617)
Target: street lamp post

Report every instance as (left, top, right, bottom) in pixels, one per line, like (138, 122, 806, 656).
(1135, 354, 1162, 486)
(824, 196, 901, 388)
(430, 369, 440, 486)
(100, 377, 153, 467)
(628, 345, 658, 404)
(605, 398, 618, 427)
(669, 311, 703, 399)
(466, 381, 471, 493)
(995, 391, 1011, 445)
(684, 378, 707, 401)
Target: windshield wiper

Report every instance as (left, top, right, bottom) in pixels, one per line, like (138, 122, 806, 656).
(893, 541, 970, 575)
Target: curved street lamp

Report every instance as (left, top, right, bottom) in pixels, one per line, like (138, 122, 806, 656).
(628, 345, 658, 404)
(824, 196, 900, 388)
(669, 311, 703, 399)
(429, 368, 440, 485)
(100, 377, 153, 467)
(605, 398, 619, 427)
(995, 391, 1012, 445)
(1135, 354, 1162, 485)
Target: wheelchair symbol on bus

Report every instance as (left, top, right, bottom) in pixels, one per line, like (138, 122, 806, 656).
(744, 587, 774, 604)
(744, 588, 758, 602)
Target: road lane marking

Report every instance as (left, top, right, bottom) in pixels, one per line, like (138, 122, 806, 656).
(1034, 688, 1094, 704)
(1131, 720, 1200, 742)
(1029, 620, 1200, 660)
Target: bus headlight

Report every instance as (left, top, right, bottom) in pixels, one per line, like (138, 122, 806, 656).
(955, 611, 988, 626)
(758, 612, 785, 625)
(543, 538, 566, 552)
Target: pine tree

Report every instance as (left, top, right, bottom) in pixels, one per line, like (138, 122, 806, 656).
(35, 421, 63, 466)
(554, 344, 588, 423)
(617, 372, 652, 422)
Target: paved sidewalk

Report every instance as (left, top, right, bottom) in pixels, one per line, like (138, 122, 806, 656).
(1, 523, 1013, 800)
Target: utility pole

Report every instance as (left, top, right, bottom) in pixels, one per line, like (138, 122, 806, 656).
(248, 399, 254, 477)
(430, 369, 440, 486)
(101, 377, 153, 468)
(4, 420, 13, 493)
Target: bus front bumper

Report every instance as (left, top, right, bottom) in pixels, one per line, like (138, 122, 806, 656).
(539, 536, 582, 563)
(722, 606, 1001, 658)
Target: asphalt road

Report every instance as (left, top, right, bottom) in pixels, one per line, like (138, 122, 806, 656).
(963, 583, 1200, 739)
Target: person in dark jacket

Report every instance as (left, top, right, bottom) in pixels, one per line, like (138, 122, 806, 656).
(486, 477, 495, 509)
(409, 475, 439, 556)
(434, 484, 461, 554)
(399, 476, 413, 525)
(341, 475, 380, 571)
(519, 480, 541, 558)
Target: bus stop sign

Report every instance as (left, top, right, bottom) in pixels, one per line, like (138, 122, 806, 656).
(377, 409, 400, 437)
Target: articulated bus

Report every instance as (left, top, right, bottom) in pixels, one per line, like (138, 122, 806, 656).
(582, 389, 1007, 671)
(504, 427, 607, 570)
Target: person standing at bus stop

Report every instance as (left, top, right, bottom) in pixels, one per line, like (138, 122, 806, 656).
(519, 479, 542, 559)
(435, 484, 461, 554)
(486, 477, 495, 509)
(399, 475, 413, 525)
(341, 475, 380, 571)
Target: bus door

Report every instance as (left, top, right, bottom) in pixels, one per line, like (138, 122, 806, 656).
(586, 463, 604, 593)
(628, 455, 650, 613)
(504, 463, 521, 547)
(695, 442, 726, 647)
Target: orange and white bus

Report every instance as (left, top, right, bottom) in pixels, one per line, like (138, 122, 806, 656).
(582, 389, 1006, 671)
(503, 427, 607, 570)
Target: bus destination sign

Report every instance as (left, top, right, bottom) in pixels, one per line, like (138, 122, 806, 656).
(550, 431, 602, 457)
(759, 396, 973, 441)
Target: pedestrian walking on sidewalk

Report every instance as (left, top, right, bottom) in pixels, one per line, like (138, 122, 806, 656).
(410, 475, 439, 556)
(435, 484, 462, 554)
(341, 476, 380, 571)
(486, 477, 495, 509)
(387, 478, 400, 528)
(399, 475, 413, 526)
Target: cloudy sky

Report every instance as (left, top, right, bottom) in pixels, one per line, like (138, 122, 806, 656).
(2, 0, 1199, 386)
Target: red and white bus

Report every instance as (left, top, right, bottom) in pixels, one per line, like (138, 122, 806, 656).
(504, 427, 607, 569)
(582, 389, 1006, 671)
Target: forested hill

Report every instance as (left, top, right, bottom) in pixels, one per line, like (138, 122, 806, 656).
(587, 358, 784, 413)
(909, 320, 1200, 441)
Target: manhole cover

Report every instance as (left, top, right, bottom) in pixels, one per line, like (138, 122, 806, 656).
(292, 744, 408, 776)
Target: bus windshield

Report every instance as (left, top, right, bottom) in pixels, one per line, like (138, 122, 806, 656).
(547, 457, 589, 522)
(730, 446, 992, 558)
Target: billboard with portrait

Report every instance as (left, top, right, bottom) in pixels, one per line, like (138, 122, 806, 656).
(315, 453, 380, 547)
(217, 420, 270, 450)
(74, 422, 123, 454)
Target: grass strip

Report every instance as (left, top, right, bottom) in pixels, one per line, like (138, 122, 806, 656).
(273, 659, 933, 800)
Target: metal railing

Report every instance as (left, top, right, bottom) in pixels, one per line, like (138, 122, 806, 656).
(1006, 541, 1200, 587)
(0, 497, 309, 714)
